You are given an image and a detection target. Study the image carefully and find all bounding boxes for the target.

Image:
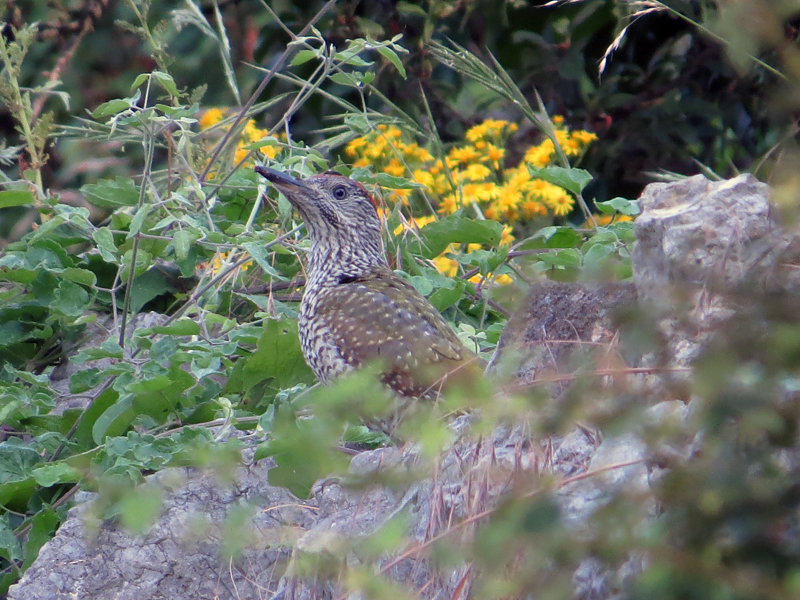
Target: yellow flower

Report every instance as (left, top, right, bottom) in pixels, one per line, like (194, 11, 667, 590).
(234, 146, 249, 165)
(463, 163, 491, 181)
(346, 136, 368, 156)
(524, 140, 555, 168)
(521, 199, 547, 218)
(552, 115, 565, 125)
(465, 123, 489, 142)
(384, 159, 405, 177)
(483, 119, 511, 135)
(389, 189, 411, 205)
(412, 169, 434, 188)
(471, 182, 500, 202)
(446, 146, 481, 167)
(199, 107, 225, 129)
(573, 130, 598, 144)
(468, 271, 513, 286)
(433, 253, 459, 277)
(211, 251, 252, 274)
(500, 225, 515, 246)
(538, 184, 574, 216)
(439, 194, 461, 215)
(485, 143, 505, 165)
(259, 144, 279, 160)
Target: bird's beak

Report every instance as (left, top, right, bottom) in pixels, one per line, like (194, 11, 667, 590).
(255, 166, 310, 194)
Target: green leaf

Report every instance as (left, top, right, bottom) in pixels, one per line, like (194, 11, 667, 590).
(329, 71, 375, 87)
(127, 203, 149, 237)
(428, 281, 467, 311)
(120, 248, 153, 283)
(225, 318, 314, 405)
(52, 281, 89, 317)
(0, 321, 33, 347)
(92, 397, 136, 444)
(130, 73, 148, 90)
(73, 387, 118, 450)
(22, 508, 59, 570)
(31, 462, 83, 487)
(406, 212, 503, 259)
(62, 268, 97, 287)
(377, 46, 407, 78)
(343, 424, 389, 447)
(172, 229, 194, 262)
(519, 226, 583, 250)
(540, 248, 581, 270)
(93, 227, 119, 263)
(396, 2, 428, 17)
(375, 173, 425, 189)
(81, 177, 139, 208)
(149, 318, 201, 336)
(0, 516, 22, 563)
(70, 367, 105, 394)
(152, 71, 179, 97)
(527, 166, 593, 196)
(0, 191, 35, 208)
(595, 197, 641, 216)
(406, 275, 433, 296)
(242, 242, 287, 281)
(119, 484, 163, 534)
(127, 268, 175, 314)
(291, 49, 321, 66)
(130, 375, 181, 423)
(74, 338, 124, 362)
(92, 98, 133, 119)
(0, 440, 43, 484)
(0, 478, 37, 514)
(259, 404, 348, 498)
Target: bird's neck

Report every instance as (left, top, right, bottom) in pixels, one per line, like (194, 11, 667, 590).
(306, 236, 386, 288)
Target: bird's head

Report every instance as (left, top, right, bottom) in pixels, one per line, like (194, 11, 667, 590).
(255, 166, 385, 271)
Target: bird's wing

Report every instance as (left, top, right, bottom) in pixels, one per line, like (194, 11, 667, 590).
(315, 273, 477, 396)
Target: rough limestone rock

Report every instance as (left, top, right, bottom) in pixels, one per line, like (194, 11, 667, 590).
(11, 174, 788, 600)
(632, 173, 798, 367)
(8, 455, 315, 600)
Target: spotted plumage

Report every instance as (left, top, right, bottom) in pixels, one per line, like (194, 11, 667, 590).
(254, 166, 484, 399)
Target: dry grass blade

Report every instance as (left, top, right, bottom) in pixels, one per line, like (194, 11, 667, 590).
(599, 8, 661, 74)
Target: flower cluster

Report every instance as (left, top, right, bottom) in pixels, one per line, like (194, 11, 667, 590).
(346, 118, 597, 283)
(346, 118, 595, 222)
(198, 108, 281, 167)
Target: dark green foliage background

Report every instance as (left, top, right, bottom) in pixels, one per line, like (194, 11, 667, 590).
(2, 1, 788, 205)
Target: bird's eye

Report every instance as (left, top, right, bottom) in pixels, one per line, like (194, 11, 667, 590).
(332, 185, 348, 200)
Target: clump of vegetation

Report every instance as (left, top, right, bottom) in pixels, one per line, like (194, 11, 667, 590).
(0, 1, 799, 598)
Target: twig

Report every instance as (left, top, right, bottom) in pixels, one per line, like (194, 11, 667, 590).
(31, 17, 93, 121)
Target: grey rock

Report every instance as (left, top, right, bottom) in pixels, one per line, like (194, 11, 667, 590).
(632, 173, 798, 367)
(8, 456, 315, 600)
